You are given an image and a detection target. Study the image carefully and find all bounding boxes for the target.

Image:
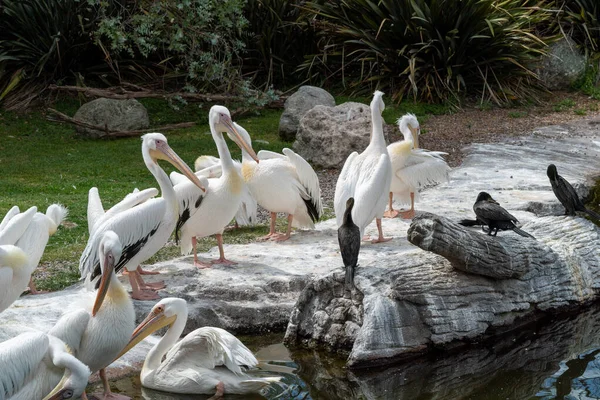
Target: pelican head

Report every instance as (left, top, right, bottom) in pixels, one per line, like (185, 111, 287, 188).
(476, 191, 499, 205)
(547, 164, 558, 180)
(371, 91, 385, 115)
(92, 231, 122, 316)
(209, 106, 259, 163)
(142, 133, 206, 192)
(116, 297, 187, 359)
(43, 367, 90, 400)
(398, 113, 420, 149)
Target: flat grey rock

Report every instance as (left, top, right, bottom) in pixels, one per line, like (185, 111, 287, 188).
(73, 98, 149, 137)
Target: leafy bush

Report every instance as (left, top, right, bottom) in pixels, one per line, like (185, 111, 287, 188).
(0, 0, 100, 108)
(243, 0, 318, 88)
(302, 0, 555, 104)
(557, 0, 600, 55)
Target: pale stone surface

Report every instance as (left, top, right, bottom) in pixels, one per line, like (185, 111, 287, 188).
(73, 98, 149, 137)
(292, 102, 393, 168)
(0, 119, 598, 374)
(278, 86, 335, 141)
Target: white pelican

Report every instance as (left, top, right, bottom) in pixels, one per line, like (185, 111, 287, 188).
(116, 297, 281, 397)
(233, 123, 322, 241)
(384, 113, 450, 219)
(172, 105, 259, 268)
(79, 133, 206, 300)
(170, 155, 258, 228)
(0, 245, 29, 313)
(0, 204, 68, 310)
(0, 206, 37, 245)
(0, 331, 91, 400)
(52, 231, 134, 400)
(334, 91, 392, 243)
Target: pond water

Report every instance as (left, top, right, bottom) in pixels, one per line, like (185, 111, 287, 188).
(94, 302, 600, 400)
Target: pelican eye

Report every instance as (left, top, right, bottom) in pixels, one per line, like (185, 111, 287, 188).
(62, 389, 74, 399)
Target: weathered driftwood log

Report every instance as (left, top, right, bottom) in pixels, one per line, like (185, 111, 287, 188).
(407, 212, 548, 279)
(46, 108, 197, 138)
(285, 215, 600, 368)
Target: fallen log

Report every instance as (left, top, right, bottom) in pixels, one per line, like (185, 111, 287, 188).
(46, 108, 196, 138)
(407, 212, 548, 279)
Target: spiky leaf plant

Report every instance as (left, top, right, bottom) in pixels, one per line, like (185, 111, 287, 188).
(302, 0, 555, 104)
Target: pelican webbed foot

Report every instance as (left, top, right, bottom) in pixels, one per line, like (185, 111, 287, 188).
(210, 257, 237, 265)
(207, 382, 225, 400)
(195, 260, 213, 269)
(130, 288, 159, 301)
(137, 266, 161, 275)
(383, 209, 400, 218)
(140, 281, 166, 290)
(400, 209, 415, 219)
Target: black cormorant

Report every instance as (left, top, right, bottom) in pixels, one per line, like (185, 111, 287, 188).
(338, 197, 360, 294)
(547, 164, 600, 221)
(472, 192, 535, 239)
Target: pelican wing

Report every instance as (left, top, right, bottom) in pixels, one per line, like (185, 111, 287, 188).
(173, 177, 210, 247)
(353, 154, 391, 231)
(170, 165, 221, 186)
(194, 155, 221, 172)
(282, 148, 323, 216)
(0, 206, 20, 232)
(334, 152, 360, 227)
(48, 309, 90, 353)
(0, 331, 49, 398)
(79, 198, 166, 282)
(87, 188, 104, 235)
(235, 185, 258, 226)
(395, 149, 450, 189)
(257, 150, 285, 160)
(160, 327, 258, 376)
(0, 206, 37, 246)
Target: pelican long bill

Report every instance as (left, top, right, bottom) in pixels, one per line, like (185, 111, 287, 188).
(114, 311, 177, 361)
(158, 142, 207, 192)
(92, 249, 114, 316)
(221, 117, 260, 163)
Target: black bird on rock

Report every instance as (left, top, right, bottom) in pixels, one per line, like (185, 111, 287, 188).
(547, 164, 600, 221)
(471, 192, 535, 239)
(338, 197, 360, 295)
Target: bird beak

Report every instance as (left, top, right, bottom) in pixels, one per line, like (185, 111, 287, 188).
(114, 310, 177, 361)
(222, 118, 260, 163)
(92, 251, 114, 317)
(410, 127, 420, 149)
(156, 143, 207, 192)
(42, 372, 70, 400)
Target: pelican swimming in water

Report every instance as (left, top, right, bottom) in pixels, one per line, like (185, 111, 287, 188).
(0, 331, 91, 400)
(172, 105, 259, 268)
(52, 231, 135, 400)
(385, 113, 450, 219)
(170, 154, 258, 228)
(334, 91, 392, 243)
(79, 133, 206, 300)
(116, 297, 281, 398)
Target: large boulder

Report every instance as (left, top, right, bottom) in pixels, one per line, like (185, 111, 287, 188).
(73, 98, 149, 138)
(293, 102, 392, 168)
(538, 37, 587, 90)
(279, 86, 335, 142)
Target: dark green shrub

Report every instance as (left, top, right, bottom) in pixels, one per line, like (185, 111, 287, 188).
(0, 0, 100, 108)
(302, 0, 555, 104)
(557, 0, 600, 55)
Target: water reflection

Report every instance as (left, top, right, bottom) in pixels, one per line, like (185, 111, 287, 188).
(105, 304, 600, 400)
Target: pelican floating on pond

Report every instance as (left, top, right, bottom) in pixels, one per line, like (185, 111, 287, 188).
(52, 231, 135, 400)
(172, 106, 259, 268)
(79, 133, 206, 300)
(385, 113, 449, 219)
(117, 297, 281, 397)
(334, 91, 392, 243)
(0, 331, 91, 400)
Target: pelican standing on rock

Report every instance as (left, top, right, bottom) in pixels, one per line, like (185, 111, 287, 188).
(0, 331, 91, 400)
(116, 297, 281, 398)
(79, 133, 206, 300)
(226, 123, 322, 241)
(52, 231, 135, 400)
(385, 113, 450, 219)
(334, 91, 392, 243)
(172, 106, 259, 268)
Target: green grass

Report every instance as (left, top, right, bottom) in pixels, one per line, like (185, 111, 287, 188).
(3, 95, 444, 291)
(553, 98, 577, 112)
(508, 111, 528, 118)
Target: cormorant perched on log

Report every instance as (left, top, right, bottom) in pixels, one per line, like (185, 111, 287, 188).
(547, 164, 600, 221)
(338, 197, 360, 295)
(471, 192, 535, 239)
